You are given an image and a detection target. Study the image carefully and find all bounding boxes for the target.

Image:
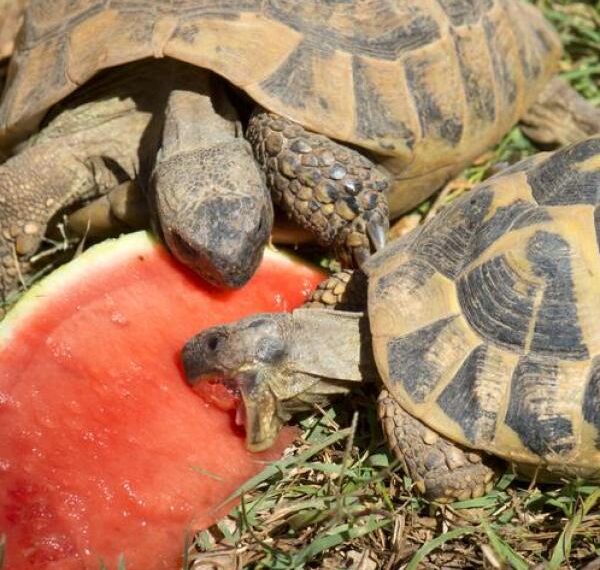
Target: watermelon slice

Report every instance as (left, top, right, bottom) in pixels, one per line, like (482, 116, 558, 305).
(0, 232, 324, 570)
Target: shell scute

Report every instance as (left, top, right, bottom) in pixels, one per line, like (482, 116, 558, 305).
(526, 230, 588, 360)
(528, 136, 600, 206)
(457, 253, 538, 354)
(506, 355, 576, 457)
(386, 315, 460, 403)
(436, 344, 504, 447)
(403, 46, 464, 147)
(407, 186, 494, 279)
(352, 55, 416, 149)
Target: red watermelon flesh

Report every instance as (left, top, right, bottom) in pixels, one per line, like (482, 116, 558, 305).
(0, 232, 324, 570)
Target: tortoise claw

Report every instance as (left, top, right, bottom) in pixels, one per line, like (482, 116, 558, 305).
(367, 216, 388, 252)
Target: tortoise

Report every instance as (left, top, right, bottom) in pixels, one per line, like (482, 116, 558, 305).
(1, 0, 600, 309)
(182, 135, 600, 502)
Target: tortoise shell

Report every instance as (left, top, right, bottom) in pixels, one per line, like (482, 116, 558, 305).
(366, 136, 600, 479)
(0, 0, 560, 216)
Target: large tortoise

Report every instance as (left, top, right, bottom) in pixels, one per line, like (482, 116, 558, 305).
(183, 136, 600, 502)
(1, 0, 599, 308)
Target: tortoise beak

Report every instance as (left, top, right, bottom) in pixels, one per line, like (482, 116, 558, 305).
(236, 371, 285, 452)
(181, 327, 229, 383)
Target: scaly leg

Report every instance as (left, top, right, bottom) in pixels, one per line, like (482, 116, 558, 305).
(0, 62, 160, 314)
(0, 149, 127, 313)
(379, 390, 497, 502)
(248, 110, 390, 268)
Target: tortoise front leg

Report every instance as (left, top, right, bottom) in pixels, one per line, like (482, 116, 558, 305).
(379, 390, 497, 503)
(0, 148, 125, 313)
(248, 111, 390, 268)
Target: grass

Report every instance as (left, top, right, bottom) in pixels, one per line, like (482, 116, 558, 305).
(187, 2, 600, 569)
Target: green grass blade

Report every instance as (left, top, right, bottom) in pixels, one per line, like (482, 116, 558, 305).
(405, 527, 477, 570)
(290, 517, 390, 567)
(483, 523, 529, 570)
(548, 488, 600, 569)
(219, 427, 352, 506)
(190, 466, 225, 481)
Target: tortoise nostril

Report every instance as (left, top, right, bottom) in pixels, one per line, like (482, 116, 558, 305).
(206, 334, 220, 351)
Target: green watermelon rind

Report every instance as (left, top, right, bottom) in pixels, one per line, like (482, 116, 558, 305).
(0, 231, 318, 346)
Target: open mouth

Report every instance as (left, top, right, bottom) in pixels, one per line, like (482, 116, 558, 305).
(189, 374, 247, 427)
(184, 363, 282, 452)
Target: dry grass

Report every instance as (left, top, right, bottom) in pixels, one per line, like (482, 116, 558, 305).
(188, 2, 600, 569)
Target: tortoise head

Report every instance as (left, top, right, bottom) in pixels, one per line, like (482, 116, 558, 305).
(182, 309, 369, 451)
(153, 140, 274, 289)
(182, 313, 297, 451)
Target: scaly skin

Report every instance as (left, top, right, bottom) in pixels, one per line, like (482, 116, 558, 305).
(303, 269, 367, 311)
(248, 110, 390, 267)
(521, 77, 600, 146)
(0, 86, 152, 314)
(379, 390, 497, 502)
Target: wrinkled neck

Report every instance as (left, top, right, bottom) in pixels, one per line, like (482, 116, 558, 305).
(289, 308, 377, 385)
(159, 66, 239, 160)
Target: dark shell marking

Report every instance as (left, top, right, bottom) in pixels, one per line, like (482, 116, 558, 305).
(526, 231, 588, 360)
(436, 0, 494, 26)
(404, 52, 464, 146)
(528, 137, 600, 206)
(506, 356, 575, 456)
(457, 230, 587, 360)
(352, 56, 416, 150)
(451, 29, 496, 123)
(436, 344, 500, 445)
(387, 315, 459, 402)
(482, 16, 517, 107)
(408, 187, 493, 279)
(457, 254, 536, 354)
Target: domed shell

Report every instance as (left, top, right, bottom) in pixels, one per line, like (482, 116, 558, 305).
(0, 0, 560, 216)
(366, 136, 600, 480)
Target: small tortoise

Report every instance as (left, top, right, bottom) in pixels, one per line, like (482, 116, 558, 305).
(1, 0, 599, 307)
(183, 136, 600, 502)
